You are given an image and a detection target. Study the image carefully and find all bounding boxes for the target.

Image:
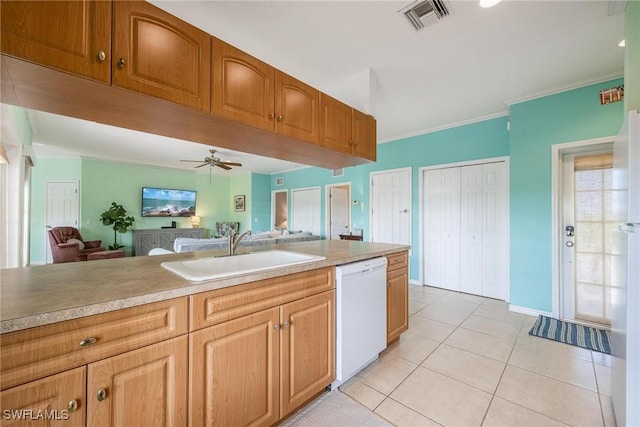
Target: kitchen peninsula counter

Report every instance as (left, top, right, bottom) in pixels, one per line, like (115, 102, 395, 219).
(0, 240, 409, 334)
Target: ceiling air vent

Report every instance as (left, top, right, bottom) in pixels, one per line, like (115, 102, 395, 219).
(400, 0, 451, 31)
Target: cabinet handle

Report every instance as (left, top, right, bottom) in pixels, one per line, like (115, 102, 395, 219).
(117, 58, 126, 68)
(269, 113, 274, 120)
(348, 140, 353, 146)
(96, 388, 107, 401)
(97, 51, 106, 62)
(274, 324, 280, 330)
(352, 141, 358, 147)
(67, 400, 78, 412)
(79, 337, 97, 347)
(284, 321, 291, 328)
(277, 115, 283, 122)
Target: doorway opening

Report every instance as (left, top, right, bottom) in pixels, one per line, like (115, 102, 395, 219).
(271, 190, 288, 230)
(559, 145, 616, 327)
(326, 183, 351, 240)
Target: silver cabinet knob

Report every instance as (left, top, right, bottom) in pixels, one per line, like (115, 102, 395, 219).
(277, 115, 283, 122)
(117, 58, 126, 68)
(274, 324, 280, 330)
(283, 321, 291, 328)
(68, 400, 78, 412)
(79, 337, 97, 347)
(97, 51, 106, 62)
(97, 388, 107, 401)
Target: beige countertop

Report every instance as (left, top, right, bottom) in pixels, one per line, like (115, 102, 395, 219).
(0, 240, 410, 334)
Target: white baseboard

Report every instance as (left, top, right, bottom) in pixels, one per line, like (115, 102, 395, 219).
(409, 279, 421, 286)
(509, 304, 552, 318)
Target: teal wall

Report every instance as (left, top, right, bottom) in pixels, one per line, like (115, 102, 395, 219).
(271, 116, 511, 279)
(251, 173, 272, 233)
(509, 79, 624, 311)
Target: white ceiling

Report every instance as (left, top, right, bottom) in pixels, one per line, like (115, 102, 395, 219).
(27, 0, 626, 175)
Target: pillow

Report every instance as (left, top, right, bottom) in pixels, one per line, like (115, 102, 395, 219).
(268, 230, 283, 238)
(67, 238, 85, 250)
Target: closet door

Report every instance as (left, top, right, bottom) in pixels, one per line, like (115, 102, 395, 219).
(482, 163, 507, 299)
(423, 168, 460, 291)
(460, 165, 484, 295)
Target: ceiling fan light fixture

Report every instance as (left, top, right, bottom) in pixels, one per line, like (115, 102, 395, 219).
(479, 0, 503, 8)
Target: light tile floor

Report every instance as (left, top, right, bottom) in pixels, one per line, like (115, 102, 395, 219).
(339, 284, 617, 427)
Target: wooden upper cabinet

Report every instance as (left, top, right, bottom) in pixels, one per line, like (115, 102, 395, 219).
(212, 37, 275, 131)
(319, 93, 377, 161)
(113, 1, 211, 112)
(0, 0, 111, 83)
(275, 71, 319, 144)
(352, 109, 377, 161)
(319, 93, 352, 153)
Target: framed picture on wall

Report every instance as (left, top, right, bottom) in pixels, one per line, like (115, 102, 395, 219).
(234, 195, 245, 212)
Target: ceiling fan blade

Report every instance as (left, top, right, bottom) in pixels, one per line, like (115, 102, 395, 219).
(180, 159, 205, 162)
(216, 163, 232, 170)
(194, 163, 209, 168)
(220, 162, 242, 167)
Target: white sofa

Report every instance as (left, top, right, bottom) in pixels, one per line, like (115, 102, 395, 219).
(173, 230, 321, 253)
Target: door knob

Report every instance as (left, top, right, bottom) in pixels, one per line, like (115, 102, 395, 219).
(565, 225, 574, 237)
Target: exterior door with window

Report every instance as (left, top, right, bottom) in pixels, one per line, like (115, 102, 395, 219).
(561, 151, 617, 326)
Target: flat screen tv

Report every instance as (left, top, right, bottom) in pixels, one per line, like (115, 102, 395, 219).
(141, 187, 196, 217)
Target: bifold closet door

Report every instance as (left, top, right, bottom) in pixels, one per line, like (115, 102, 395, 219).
(423, 168, 460, 291)
(460, 162, 506, 299)
(423, 162, 506, 299)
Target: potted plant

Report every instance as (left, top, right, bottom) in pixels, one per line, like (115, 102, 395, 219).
(100, 202, 135, 250)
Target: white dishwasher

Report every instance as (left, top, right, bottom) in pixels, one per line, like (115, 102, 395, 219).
(331, 256, 388, 390)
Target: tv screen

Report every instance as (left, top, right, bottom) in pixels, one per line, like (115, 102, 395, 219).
(141, 187, 196, 217)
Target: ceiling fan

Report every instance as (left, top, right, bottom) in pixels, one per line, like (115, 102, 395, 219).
(180, 149, 242, 171)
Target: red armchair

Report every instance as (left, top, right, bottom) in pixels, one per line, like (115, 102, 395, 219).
(48, 227, 105, 263)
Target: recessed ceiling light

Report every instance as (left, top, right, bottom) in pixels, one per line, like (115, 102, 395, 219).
(479, 0, 503, 8)
(618, 39, 626, 47)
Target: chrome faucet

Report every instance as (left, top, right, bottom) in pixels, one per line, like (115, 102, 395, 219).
(228, 230, 252, 255)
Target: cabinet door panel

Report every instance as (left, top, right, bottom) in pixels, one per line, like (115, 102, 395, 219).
(190, 308, 280, 427)
(0, 367, 86, 427)
(113, 1, 211, 111)
(280, 290, 335, 417)
(275, 71, 319, 144)
(212, 38, 274, 131)
(87, 336, 188, 427)
(1, 0, 111, 83)
(352, 109, 377, 161)
(387, 267, 409, 344)
(319, 94, 352, 153)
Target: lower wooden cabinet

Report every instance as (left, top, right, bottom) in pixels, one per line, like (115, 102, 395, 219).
(0, 367, 86, 426)
(190, 290, 335, 427)
(0, 337, 187, 427)
(386, 252, 409, 345)
(87, 336, 188, 427)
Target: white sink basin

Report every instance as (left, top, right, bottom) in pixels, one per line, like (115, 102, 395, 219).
(161, 250, 326, 282)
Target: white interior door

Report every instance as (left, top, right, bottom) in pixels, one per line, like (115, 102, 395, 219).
(423, 168, 461, 291)
(45, 181, 79, 264)
(460, 165, 484, 296)
(290, 187, 321, 236)
(370, 168, 411, 245)
(421, 160, 507, 299)
(329, 186, 349, 240)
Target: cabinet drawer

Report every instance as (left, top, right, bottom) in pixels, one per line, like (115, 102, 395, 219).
(190, 267, 334, 331)
(1, 297, 188, 390)
(386, 251, 408, 272)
